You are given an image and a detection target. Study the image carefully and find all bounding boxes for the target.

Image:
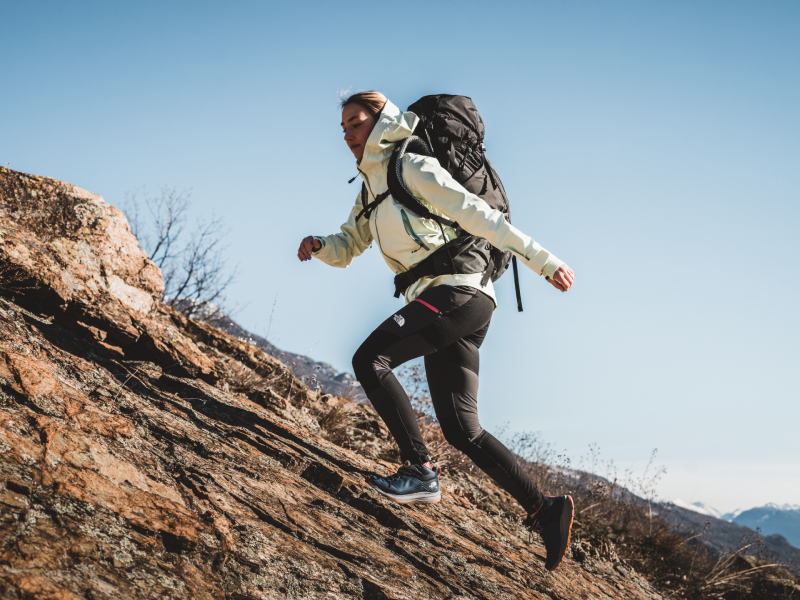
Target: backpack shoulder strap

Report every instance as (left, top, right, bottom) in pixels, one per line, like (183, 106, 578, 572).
(386, 136, 458, 229)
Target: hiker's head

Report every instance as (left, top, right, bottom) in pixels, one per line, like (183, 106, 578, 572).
(341, 91, 386, 161)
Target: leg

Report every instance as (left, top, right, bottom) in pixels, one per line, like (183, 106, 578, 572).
(426, 322, 545, 513)
(352, 286, 493, 464)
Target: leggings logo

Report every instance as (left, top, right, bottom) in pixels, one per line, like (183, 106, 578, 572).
(393, 314, 405, 326)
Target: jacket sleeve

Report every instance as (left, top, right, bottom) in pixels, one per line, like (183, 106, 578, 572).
(312, 191, 373, 268)
(403, 155, 564, 279)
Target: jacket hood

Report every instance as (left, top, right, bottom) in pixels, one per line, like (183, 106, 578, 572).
(358, 99, 419, 178)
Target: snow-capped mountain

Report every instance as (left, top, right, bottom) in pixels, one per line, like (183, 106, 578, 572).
(673, 500, 800, 549)
(672, 499, 725, 519)
(728, 504, 800, 548)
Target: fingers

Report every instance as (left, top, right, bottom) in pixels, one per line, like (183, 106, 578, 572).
(297, 236, 314, 262)
(550, 264, 575, 292)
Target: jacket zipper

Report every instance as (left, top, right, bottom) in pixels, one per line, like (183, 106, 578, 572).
(358, 167, 408, 272)
(401, 209, 430, 252)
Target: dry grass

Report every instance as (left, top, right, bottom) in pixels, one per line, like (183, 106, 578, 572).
(394, 363, 798, 599)
(317, 401, 360, 446)
(221, 358, 798, 599)
(221, 358, 313, 408)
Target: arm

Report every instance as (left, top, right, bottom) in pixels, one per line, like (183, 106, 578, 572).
(302, 191, 373, 268)
(404, 154, 566, 281)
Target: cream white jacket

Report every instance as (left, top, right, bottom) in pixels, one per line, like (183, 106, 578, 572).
(314, 100, 564, 304)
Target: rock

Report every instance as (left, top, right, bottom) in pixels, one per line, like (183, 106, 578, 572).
(0, 167, 161, 344)
(1, 167, 668, 598)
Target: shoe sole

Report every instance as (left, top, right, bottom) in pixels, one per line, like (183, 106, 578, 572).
(369, 485, 441, 504)
(546, 495, 575, 572)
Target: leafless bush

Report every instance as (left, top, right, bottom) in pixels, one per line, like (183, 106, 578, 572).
(123, 186, 237, 320)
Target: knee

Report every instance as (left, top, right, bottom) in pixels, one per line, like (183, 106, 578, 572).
(352, 346, 390, 393)
(439, 418, 485, 451)
(351, 349, 376, 390)
(352, 330, 402, 393)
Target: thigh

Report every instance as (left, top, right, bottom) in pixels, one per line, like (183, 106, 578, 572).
(424, 319, 490, 425)
(354, 285, 494, 379)
(378, 286, 493, 351)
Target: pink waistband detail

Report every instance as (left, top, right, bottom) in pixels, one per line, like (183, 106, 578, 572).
(415, 299, 440, 314)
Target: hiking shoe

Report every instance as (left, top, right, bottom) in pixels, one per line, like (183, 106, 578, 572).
(525, 495, 574, 571)
(368, 461, 441, 504)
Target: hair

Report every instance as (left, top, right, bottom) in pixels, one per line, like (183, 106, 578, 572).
(339, 90, 387, 118)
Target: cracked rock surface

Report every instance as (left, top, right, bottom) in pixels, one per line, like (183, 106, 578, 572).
(0, 166, 665, 599)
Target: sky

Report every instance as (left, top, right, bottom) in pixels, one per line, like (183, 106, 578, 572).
(2, 0, 798, 514)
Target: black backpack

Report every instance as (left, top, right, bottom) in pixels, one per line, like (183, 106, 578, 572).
(357, 94, 523, 311)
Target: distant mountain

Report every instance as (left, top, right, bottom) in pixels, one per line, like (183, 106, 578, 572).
(727, 504, 800, 548)
(200, 309, 366, 401)
(663, 502, 800, 566)
(673, 499, 725, 519)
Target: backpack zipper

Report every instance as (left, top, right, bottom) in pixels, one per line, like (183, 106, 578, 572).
(400, 209, 430, 252)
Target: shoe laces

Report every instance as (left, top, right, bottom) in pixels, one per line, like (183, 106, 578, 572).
(385, 460, 423, 482)
(524, 513, 543, 534)
(524, 495, 551, 537)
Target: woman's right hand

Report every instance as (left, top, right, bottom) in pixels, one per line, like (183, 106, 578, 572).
(298, 236, 321, 262)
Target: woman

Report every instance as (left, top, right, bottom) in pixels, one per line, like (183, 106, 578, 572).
(297, 91, 575, 571)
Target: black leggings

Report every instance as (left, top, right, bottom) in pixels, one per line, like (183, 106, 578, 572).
(352, 285, 544, 513)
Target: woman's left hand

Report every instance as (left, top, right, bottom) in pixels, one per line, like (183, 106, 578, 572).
(547, 264, 575, 292)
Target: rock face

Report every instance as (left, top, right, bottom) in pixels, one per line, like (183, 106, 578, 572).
(0, 167, 665, 599)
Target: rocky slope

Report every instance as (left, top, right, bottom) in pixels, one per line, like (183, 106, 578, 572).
(0, 166, 668, 599)
(207, 310, 364, 402)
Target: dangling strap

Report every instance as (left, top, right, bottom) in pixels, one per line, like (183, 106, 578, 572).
(512, 256, 523, 312)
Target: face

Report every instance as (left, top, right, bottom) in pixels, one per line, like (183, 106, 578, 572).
(341, 103, 377, 161)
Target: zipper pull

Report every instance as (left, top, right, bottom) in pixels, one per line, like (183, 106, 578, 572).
(348, 174, 358, 184)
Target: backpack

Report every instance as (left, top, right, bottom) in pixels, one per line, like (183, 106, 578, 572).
(358, 94, 523, 311)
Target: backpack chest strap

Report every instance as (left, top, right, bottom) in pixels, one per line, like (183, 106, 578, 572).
(356, 184, 391, 221)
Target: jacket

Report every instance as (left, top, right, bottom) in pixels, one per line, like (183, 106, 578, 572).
(313, 99, 564, 305)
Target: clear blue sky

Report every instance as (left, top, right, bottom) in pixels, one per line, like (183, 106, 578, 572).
(3, 1, 798, 513)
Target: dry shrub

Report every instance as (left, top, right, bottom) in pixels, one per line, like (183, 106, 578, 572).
(395, 363, 798, 599)
(317, 398, 396, 461)
(318, 401, 360, 446)
(223, 360, 266, 394)
(221, 358, 313, 407)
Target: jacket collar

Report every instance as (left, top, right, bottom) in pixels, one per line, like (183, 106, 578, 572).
(358, 99, 419, 179)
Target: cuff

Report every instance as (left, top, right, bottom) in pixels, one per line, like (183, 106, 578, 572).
(541, 256, 564, 280)
(312, 236, 325, 254)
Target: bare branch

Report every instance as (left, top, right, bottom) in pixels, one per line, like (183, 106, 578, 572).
(121, 187, 237, 320)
